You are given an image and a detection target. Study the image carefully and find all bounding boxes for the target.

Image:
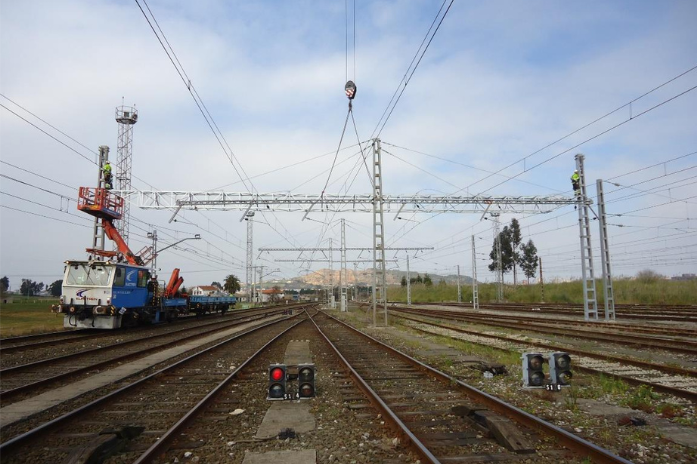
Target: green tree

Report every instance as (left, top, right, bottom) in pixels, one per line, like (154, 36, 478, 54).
(400, 276, 407, 287)
(416, 274, 423, 284)
(21, 279, 40, 296)
(519, 240, 538, 283)
(48, 279, 63, 297)
(211, 281, 223, 289)
(488, 227, 514, 276)
(423, 274, 433, 287)
(0, 276, 8, 296)
(509, 218, 523, 285)
(224, 274, 241, 294)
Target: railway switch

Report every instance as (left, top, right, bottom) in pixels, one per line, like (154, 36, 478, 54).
(268, 364, 287, 400)
(548, 352, 572, 386)
(522, 353, 545, 388)
(298, 364, 316, 398)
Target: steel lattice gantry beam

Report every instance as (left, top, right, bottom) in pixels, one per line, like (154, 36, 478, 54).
(120, 191, 578, 214)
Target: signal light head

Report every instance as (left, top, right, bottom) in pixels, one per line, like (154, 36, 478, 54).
(271, 367, 285, 382)
(268, 364, 287, 400)
(522, 353, 546, 388)
(298, 364, 316, 399)
(549, 352, 573, 386)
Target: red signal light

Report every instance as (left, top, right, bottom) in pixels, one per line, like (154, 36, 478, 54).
(271, 367, 285, 382)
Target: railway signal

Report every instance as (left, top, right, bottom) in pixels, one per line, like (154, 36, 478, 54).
(268, 364, 287, 400)
(522, 353, 545, 388)
(548, 352, 572, 386)
(298, 364, 316, 398)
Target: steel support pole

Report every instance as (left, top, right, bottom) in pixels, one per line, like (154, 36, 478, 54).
(406, 254, 411, 305)
(341, 219, 347, 312)
(596, 179, 615, 320)
(575, 154, 598, 320)
(471, 235, 479, 309)
(245, 212, 254, 304)
(372, 139, 387, 326)
(90, 146, 109, 257)
(492, 213, 503, 302)
(329, 238, 335, 308)
(457, 265, 462, 303)
(539, 257, 544, 302)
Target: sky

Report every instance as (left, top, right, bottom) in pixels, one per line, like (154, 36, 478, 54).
(1, 0, 696, 292)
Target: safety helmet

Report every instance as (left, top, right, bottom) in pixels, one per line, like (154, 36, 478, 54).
(574, 169, 578, 173)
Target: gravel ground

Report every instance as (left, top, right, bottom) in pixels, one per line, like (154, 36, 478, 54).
(331, 308, 697, 464)
(154, 320, 421, 464)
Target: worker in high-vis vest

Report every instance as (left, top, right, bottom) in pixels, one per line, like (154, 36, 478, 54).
(570, 170, 580, 196)
(103, 160, 113, 190)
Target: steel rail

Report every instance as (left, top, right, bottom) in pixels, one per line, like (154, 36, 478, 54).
(0, 330, 102, 353)
(404, 306, 697, 344)
(0, 313, 303, 455)
(423, 302, 698, 321)
(306, 312, 439, 464)
(392, 310, 697, 377)
(0, 311, 293, 404)
(134, 315, 310, 463)
(390, 306, 696, 354)
(318, 311, 631, 464)
(392, 311, 697, 402)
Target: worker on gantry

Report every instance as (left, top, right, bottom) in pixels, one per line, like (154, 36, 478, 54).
(570, 169, 580, 197)
(102, 159, 113, 190)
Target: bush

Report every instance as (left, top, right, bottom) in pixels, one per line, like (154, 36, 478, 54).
(636, 269, 663, 284)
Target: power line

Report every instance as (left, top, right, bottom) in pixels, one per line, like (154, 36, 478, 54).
(370, 0, 455, 139)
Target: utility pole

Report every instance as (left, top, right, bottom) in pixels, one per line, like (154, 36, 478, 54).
(372, 138, 387, 326)
(150, 229, 158, 275)
(256, 265, 265, 304)
(329, 238, 335, 309)
(596, 179, 615, 320)
(90, 146, 109, 258)
(539, 257, 544, 302)
(457, 265, 462, 303)
(575, 153, 598, 320)
(245, 212, 254, 304)
(406, 253, 411, 305)
(491, 213, 503, 302)
(353, 263, 359, 301)
(340, 219, 347, 312)
(471, 235, 479, 309)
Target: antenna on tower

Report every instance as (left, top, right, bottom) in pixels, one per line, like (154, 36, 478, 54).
(115, 102, 138, 248)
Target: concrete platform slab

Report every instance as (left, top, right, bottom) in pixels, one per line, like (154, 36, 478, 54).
(254, 402, 316, 439)
(284, 340, 312, 370)
(577, 399, 641, 416)
(0, 315, 284, 428)
(657, 424, 697, 449)
(242, 449, 316, 464)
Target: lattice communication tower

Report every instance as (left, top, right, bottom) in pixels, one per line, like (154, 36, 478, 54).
(115, 104, 138, 248)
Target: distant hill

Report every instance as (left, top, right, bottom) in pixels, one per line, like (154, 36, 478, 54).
(265, 269, 474, 289)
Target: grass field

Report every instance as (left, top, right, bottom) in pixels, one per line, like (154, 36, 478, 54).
(0, 297, 64, 337)
(387, 278, 697, 305)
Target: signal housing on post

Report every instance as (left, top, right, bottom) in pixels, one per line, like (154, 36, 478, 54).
(549, 352, 572, 386)
(268, 364, 287, 400)
(298, 363, 316, 398)
(522, 353, 545, 388)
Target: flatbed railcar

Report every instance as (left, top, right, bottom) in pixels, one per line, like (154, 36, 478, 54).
(52, 260, 237, 329)
(51, 186, 237, 329)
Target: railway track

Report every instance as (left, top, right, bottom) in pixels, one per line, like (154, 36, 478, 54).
(388, 306, 696, 355)
(390, 311, 697, 401)
(0, 305, 303, 406)
(0, 304, 303, 360)
(417, 302, 697, 322)
(310, 311, 629, 464)
(0, 314, 304, 463)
